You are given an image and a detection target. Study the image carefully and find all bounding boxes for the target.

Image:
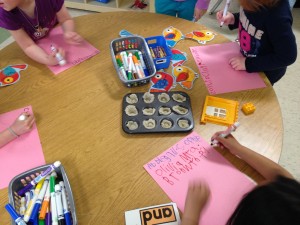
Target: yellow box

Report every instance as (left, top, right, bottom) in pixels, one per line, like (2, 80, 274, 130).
(200, 96, 239, 126)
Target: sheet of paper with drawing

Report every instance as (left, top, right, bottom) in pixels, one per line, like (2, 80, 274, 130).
(0, 106, 45, 189)
(190, 42, 266, 94)
(37, 26, 100, 75)
(144, 131, 255, 225)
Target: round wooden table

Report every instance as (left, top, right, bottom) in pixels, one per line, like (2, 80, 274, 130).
(0, 12, 283, 224)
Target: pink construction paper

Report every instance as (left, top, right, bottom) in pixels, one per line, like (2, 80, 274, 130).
(0, 106, 45, 189)
(37, 26, 100, 75)
(144, 132, 255, 225)
(190, 42, 266, 94)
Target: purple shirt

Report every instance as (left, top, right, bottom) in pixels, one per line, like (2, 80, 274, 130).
(0, 0, 64, 41)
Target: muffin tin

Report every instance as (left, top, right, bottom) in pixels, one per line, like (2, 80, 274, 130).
(122, 91, 194, 134)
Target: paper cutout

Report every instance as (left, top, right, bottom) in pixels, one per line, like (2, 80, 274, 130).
(0, 106, 45, 189)
(190, 42, 266, 94)
(172, 65, 199, 90)
(162, 26, 184, 48)
(171, 49, 187, 67)
(149, 71, 176, 92)
(37, 26, 100, 75)
(144, 132, 255, 225)
(185, 30, 216, 44)
(0, 64, 28, 87)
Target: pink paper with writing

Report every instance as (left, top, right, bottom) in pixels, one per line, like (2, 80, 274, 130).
(190, 42, 266, 94)
(37, 26, 100, 75)
(0, 106, 45, 189)
(144, 132, 255, 225)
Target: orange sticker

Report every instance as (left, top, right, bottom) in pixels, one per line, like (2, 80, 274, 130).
(139, 204, 177, 225)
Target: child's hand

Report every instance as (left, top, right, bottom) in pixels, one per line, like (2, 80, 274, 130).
(216, 10, 235, 25)
(182, 181, 210, 225)
(10, 112, 35, 136)
(49, 47, 65, 66)
(64, 31, 83, 45)
(229, 56, 246, 70)
(211, 132, 243, 155)
(193, 8, 207, 21)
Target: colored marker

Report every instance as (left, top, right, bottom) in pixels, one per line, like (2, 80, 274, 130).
(220, 0, 231, 27)
(50, 175, 58, 225)
(45, 207, 51, 225)
(211, 122, 240, 145)
(18, 161, 61, 196)
(5, 203, 27, 225)
(60, 181, 72, 225)
(39, 219, 45, 225)
(132, 55, 145, 78)
(24, 179, 45, 222)
(51, 45, 66, 66)
(116, 58, 127, 80)
(137, 51, 149, 77)
(30, 175, 50, 222)
(55, 184, 66, 225)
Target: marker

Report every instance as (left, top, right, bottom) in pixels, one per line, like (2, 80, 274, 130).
(60, 181, 72, 225)
(132, 55, 145, 79)
(5, 203, 27, 225)
(24, 179, 45, 222)
(211, 122, 240, 145)
(30, 175, 50, 222)
(18, 114, 27, 121)
(120, 51, 129, 70)
(50, 175, 58, 225)
(18, 161, 61, 196)
(45, 207, 51, 225)
(220, 0, 231, 27)
(137, 51, 149, 77)
(55, 184, 66, 225)
(50, 45, 66, 66)
(116, 58, 127, 80)
(127, 53, 133, 80)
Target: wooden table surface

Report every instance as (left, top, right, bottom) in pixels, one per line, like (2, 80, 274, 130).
(0, 12, 283, 224)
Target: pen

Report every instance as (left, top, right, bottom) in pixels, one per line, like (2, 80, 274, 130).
(220, 0, 231, 27)
(211, 122, 240, 145)
(18, 161, 61, 196)
(5, 203, 27, 225)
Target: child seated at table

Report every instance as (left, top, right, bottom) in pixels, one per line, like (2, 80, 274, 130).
(155, 0, 211, 22)
(216, 0, 297, 85)
(181, 132, 300, 225)
(0, 0, 83, 66)
(0, 112, 35, 148)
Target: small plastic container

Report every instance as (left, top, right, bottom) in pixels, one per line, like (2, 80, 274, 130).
(145, 36, 172, 70)
(8, 163, 77, 225)
(110, 36, 156, 87)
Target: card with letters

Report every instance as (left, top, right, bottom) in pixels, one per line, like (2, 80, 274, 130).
(190, 42, 266, 94)
(144, 131, 256, 225)
(37, 26, 100, 75)
(0, 106, 45, 189)
(125, 202, 181, 225)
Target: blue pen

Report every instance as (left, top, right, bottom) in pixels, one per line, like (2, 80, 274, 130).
(60, 181, 72, 225)
(18, 161, 61, 196)
(5, 203, 27, 225)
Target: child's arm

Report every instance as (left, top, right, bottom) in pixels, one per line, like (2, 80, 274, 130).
(181, 181, 210, 225)
(212, 132, 294, 181)
(0, 113, 35, 148)
(56, 5, 83, 45)
(193, 0, 210, 21)
(9, 29, 60, 66)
